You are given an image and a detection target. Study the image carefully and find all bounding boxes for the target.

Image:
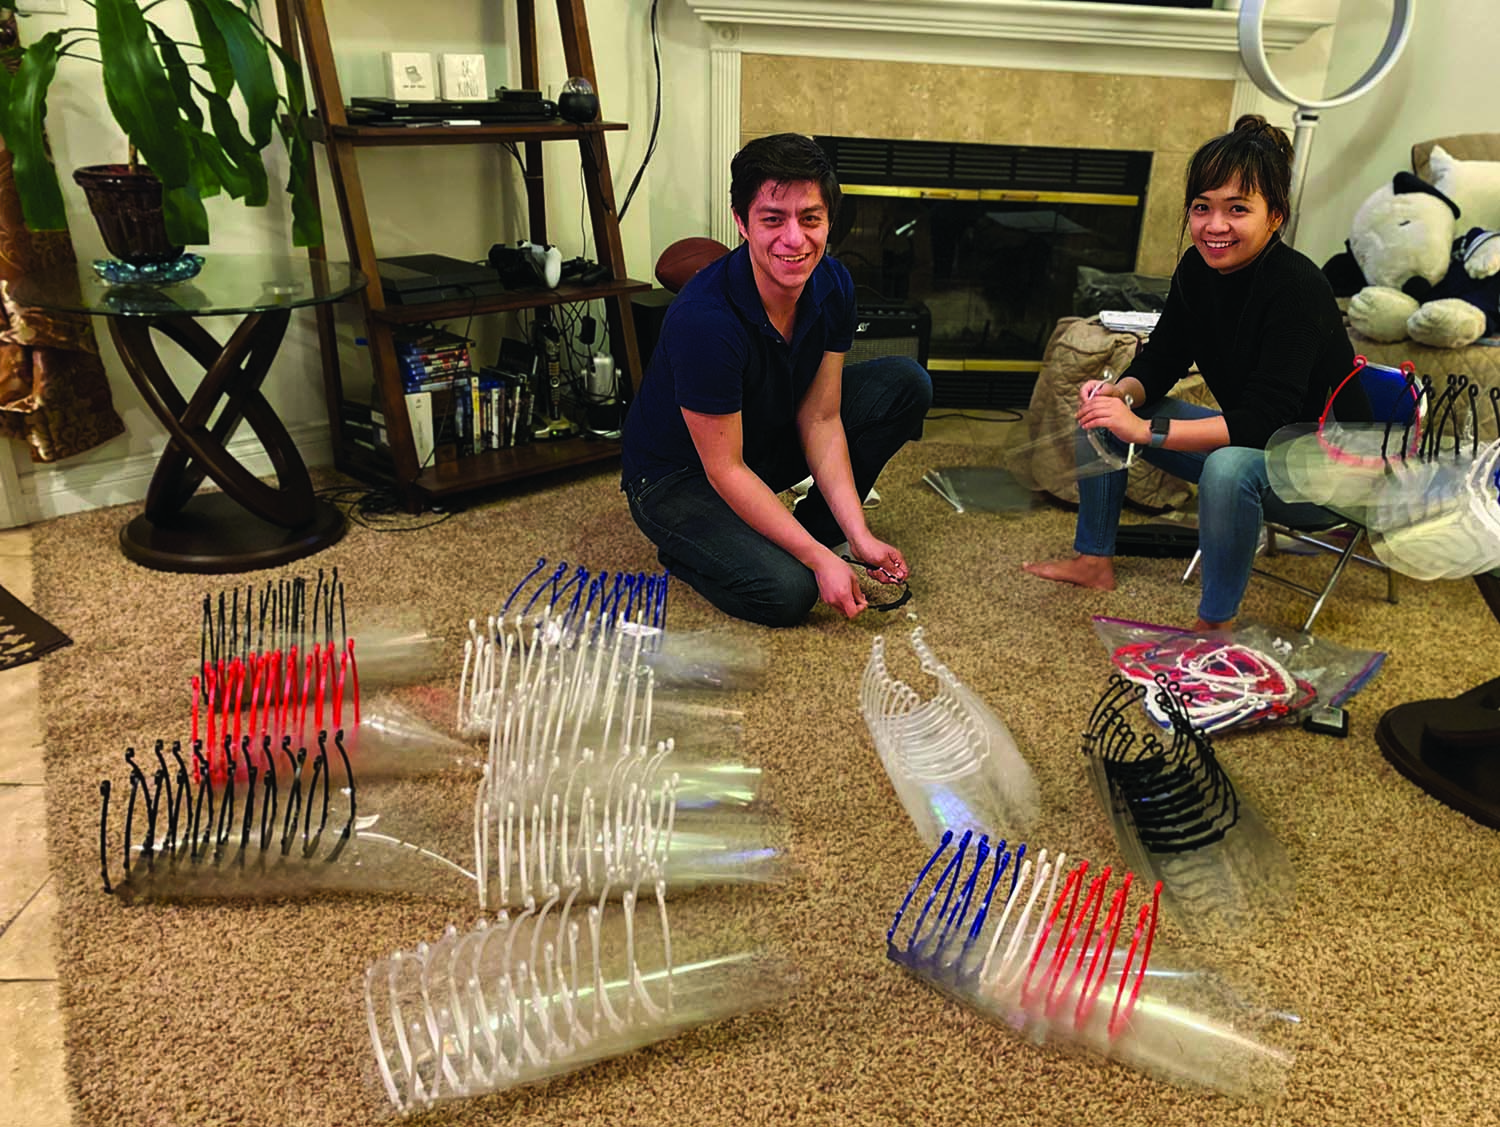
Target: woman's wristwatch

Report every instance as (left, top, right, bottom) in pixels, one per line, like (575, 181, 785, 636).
(1149, 416, 1171, 448)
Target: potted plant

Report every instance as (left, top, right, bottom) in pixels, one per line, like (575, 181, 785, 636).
(0, 0, 321, 257)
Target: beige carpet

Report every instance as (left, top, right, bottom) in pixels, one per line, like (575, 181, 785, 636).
(35, 442, 1500, 1127)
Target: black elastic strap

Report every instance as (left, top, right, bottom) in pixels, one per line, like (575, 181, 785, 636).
(841, 555, 913, 612)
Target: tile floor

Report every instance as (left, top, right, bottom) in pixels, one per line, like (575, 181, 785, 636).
(0, 407, 1014, 1123)
(0, 523, 70, 1127)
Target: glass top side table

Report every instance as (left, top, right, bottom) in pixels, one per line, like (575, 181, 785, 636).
(13, 255, 366, 573)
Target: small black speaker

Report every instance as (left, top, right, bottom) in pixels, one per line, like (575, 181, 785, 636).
(632, 289, 676, 371)
(848, 300, 930, 368)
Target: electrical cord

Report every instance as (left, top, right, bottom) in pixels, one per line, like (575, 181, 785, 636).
(617, 0, 661, 222)
(315, 486, 457, 531)
(926, 409, 1025, 423)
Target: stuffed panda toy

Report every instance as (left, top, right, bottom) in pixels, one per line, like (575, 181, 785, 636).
(1323, 171, 1500, 349)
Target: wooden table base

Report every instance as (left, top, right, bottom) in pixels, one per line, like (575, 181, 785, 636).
(110, 310, 345, 572)
(119, 492, 345, 574)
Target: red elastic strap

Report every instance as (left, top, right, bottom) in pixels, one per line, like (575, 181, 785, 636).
(1108, 881, 1163, 1039)
(1046, 868, 1111, 1019)
(1318, 355, 1419, 466)
(1022, 862, 1087, 1008)
(1075, 871, 1133, 1030)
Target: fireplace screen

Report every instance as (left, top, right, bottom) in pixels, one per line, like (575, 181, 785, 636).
(817, 136, 1153, 405)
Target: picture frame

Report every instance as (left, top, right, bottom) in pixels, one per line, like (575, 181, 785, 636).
(384, 51, 436, 101)
(439, 53, 489, 101)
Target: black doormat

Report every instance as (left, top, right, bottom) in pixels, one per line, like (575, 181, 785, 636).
(0, 584, 71, 671)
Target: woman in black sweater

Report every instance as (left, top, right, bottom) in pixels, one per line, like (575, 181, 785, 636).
(1024, 115, 1367, 629)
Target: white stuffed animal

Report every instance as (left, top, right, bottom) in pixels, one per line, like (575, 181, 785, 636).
(1328, 172, 1500, 349)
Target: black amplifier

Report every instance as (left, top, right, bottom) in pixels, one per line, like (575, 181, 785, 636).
(849, 300, 930, 368)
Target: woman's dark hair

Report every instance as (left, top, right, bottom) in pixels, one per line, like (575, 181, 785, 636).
(1182, 114, 1295, 234)
(730, 133, 842, 225)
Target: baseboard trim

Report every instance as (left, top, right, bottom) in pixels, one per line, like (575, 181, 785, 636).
(22, 425, 335, 523)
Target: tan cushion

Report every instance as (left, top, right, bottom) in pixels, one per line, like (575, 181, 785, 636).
(1004, 316, 1219, 510)
(1412, 133, 1500, 183)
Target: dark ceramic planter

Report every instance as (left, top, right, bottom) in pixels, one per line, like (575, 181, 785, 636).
(72, 165, 185, 265)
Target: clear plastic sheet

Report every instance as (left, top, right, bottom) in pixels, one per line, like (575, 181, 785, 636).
(1001, 366, 1138, 494)
(861, 627, 1039, 845)
(365, 875, 790, 1114)
(1081, 676, 1295, 936)
(1092, 616, 1386, 734)
(922, 467, 1038, 513)
(887, 828, 1296, 1102)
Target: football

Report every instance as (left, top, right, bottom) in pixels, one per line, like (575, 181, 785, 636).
(654, 237, 731, 293)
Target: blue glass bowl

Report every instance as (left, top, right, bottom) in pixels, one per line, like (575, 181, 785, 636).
(91, 253, 205, 285)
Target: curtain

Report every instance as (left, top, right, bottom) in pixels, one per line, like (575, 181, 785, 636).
(0, 12, 126, 462)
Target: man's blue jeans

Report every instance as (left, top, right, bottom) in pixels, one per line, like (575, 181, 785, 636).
(624, 355, 932, 627)
(1076, 397, 1339, 623)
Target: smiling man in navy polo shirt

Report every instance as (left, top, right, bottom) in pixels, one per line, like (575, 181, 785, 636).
(621, 133, 932, 627)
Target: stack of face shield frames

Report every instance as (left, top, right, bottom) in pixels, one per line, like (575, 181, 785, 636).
(886, 828, 1296, 1101)
(1267, 375, 1500, 579)
(458, 559, 763, 747)
(861, 627, 1039, 845)
(487, 557, 765, 692)
(365, 853, 790, 1114)
(201, 570, 444, 695)
(197, 572, 472, 780)
(470, 580, 781, 911)
(96, 734, 475, 902)
(1081, 676, 1294, 936)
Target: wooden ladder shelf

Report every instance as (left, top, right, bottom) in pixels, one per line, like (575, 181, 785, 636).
(276, 0, 648, 511)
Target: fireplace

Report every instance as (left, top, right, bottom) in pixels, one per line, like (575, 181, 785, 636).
(818, 135, 1152, 406)
(685, 0, 1337, 404)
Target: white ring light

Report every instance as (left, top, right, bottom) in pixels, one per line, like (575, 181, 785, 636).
(1236, 0, 1415, 245)
(1239, 0, 1414, 110)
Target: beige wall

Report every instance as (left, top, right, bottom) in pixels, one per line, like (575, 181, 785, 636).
(741, 57, 1233, 278)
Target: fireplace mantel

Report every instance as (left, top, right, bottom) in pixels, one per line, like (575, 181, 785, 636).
(686, 0, 1336, 248)
(683, 0, 1330, 65)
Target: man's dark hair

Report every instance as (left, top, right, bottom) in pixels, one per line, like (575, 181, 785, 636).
(730, 133, 841, 225)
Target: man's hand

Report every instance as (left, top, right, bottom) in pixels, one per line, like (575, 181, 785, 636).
(814, 552, 869, 618)
(846, 535, 908, 584)
(1077, 388, 1149, 447)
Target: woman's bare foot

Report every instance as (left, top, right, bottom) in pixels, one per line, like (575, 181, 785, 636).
(1022, 554, 1117, 590)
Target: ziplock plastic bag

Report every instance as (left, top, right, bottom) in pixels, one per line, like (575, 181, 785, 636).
(1091, 617, 1386, 734)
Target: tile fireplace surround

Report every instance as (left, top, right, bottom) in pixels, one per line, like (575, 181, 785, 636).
(684, 0, 1336, 278)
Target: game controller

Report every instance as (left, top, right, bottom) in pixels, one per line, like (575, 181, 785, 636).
(488, 240, 562, 289)
(523, 241, 562, 288)
(560, 256, 613, 287)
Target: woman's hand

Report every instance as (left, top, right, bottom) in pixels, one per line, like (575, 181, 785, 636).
(1077, 389, 1150, 446)
(1077, 378, 1120, 406)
